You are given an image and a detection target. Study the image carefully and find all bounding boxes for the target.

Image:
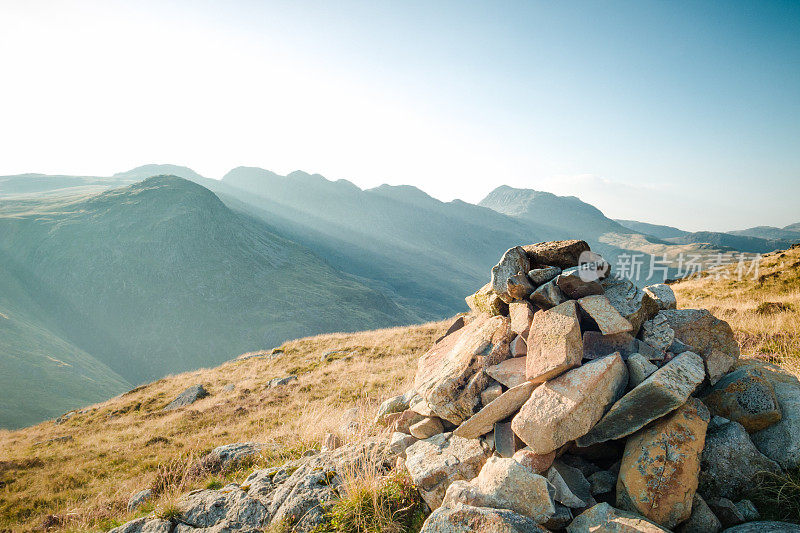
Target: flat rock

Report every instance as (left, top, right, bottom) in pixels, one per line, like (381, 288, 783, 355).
(557, 271, 605, 299)
(108, 518, 174, 533)
(405, 432, 489, 509)
(660, 309, 739, 384)
(410, 417, 445, 440)
(443, 456, 555, 522)
(583, 331, 661, 361)
(639, 313, 675, 353)
(579, 295, 633, 335)
(567, 502, 670, 532)
(415, 314, 514, 424)
(492, 247, 532, 303)
(523, 240, 590, 270)
(179, 485, 268, 530)
(455, 381, 537, 439)
(698, 419, 781, 500)
(703, 366, 782, 433)
(601, 277, 658, 336)
(547, 460, 592, 508)
(626, 354, 658, 389)
(617, 399, 710, 528)
(526, 300, 583, 383)
(528, 266, 562, 285)
(387, 431, 418, 458)
(643, 284, 677, 310)
(513, 449, 556, 475)
(677, 494, 721, 533)
(706, 498, 744, 528)
(420, 503, 549, 533)
(466, 283, 509, 316)
(531, 279, 568, 310)
(577, 351, 705, 447)
(509, 301, 537, 338)
(513, 354, 628, 454)
(487, 357, 527, 388)
(211, 442, 265, 470)
(164, 384, 209, 410)
(481, 382, 504, 405)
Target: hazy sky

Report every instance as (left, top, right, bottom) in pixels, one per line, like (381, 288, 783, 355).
(1, 1, 798, 231)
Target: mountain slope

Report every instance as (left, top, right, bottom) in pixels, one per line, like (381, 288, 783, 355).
(614, 219, 690, 239)
(728, 224, 800, 242)
(0, 176, 419, 395)
(666, 230, 795, 254)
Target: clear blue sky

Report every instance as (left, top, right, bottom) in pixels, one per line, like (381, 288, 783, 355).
(1, 0, 798, 230)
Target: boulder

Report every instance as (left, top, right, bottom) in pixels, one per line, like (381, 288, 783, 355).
(747, 360, 800, 470)
(643, 284, 677, 311)
(420, 503, 549, 533)
(531, 279, 568, 310)
(625, 354, 657, 389)
(509, 301, 537, 338)
(210, 442, 265, 470)
(513, 449, 556, 475)
(466, 283, 509, 316)
(583, 331, 661, 361)
(578, 295, 634, 335)
(734, 499, 759, 522)
(455, 381, 537, 439)
(507, 273, 536, 301)
(268, 375, 297, 388)
(492, 247, 532, 303)
(556, 271, 605, 299)
(721, 522, 800, 532)
(544, 503, 574, 531)
(639, 313, 675, 353)
(616, 399, 710, 528)
(523, 240, 590, 270)
(487, 357, 527, 388)
(705, 498, 744, 528)
(127, 489, 153, 512)
(601, 277, 658, 335)
(108, 518, 173, 533)
(268, 462, 341, 531)
(703, 366, 782, 432)
(677, 494, 721, 533)
(481, 383, 504, 405)
(415, 314, 514, 424)
(387, 432, 418, 458)
(179, 485, 268, 530)
(442, 456, 555, 522)
(526, 300, 583, 383)
(164, 384, 209, 410)
(547, 460, 592, 508)
(698, 419, 781, 500)
(410, 417, 445, 439)
(660, 309, 739, 384)
(513, 354, 628, 454)
(588, 470, 617, 496)
(528, 266, 562, 286)
(577, 352, 705, 447)
(567, 502, 670, 532)
(404, 432, 489, 509)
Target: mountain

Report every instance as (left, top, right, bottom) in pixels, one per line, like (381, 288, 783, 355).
(0, 176, 418, 427)
(728, 224, 800, 242)
(665, 230, 795, 254)
(614, 219, 690, 239)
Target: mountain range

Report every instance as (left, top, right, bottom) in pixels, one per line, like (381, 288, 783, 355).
(1, 164, 798, 428)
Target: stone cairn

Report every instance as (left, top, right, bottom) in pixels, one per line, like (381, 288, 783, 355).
(380, 240, 800, 533)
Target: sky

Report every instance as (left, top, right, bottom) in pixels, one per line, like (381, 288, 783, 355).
(1, 1, 798, 231)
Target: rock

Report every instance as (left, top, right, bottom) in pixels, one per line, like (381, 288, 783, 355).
(494, 422, 517, 458)
(466, 283, 509, 316)
(547, 460, 592, 508)
(387, 431, 418, 458)
(588, 470, 617, 496)
(404, 432, 489, 509)
(108, 518, 173, 533)
(492, 247, 532, 303)
(626, 354, 658, 388)
(721, 522, 800, 532)
(643, 284, 677, 311)
(567, 502, 670, 532)
(210, 442, 265, 470)
(529, 266, 562, 286)
(579, 295, 634, 335)
(703, 366, 782, 432)
(268, 461, 341, 531)
(223, 383, 235, 392)
(747, 360, 800, 470)
(677, 494, 721, 533)
(705, 498, 744, 528)
(698, 419, 781, 500)
(531, 279, 568, 310)
(733, 499, 759, 522)
(511, 335, 527, 357)
(455, 381, 537, 439)
(179, 485, 268, 530)
(442, 456, 555, 522)
(616, 399, 710, 528)
(526, 300, 583, 383)
(321, 432, 342, 451)
(509, 301, 537, 338)
(508, 273, 536, 301)
(577, 352, 705, 447)
(164, 384, 209, 410)
(601, 277, 658, 336)
(420, 503, 549, 533)
(340, 406, 361, 436)
(410, 417, 445, 439)
(436, 316, 466, 343)
(513, 449, 556, 474)
(487, 357, 527, 388)
(127, 489, 153, 512)
(556, 271, 605, 299)
(268, 375, 297, 388)
(481, 382, 504, 405)
(523, 240, 590, 270)
(376, 390, 416, 424)
(415, 314, 514, 424)
(660, 309, 739, 384)
(389, 409, 425, 434)
(409, 395, 437, 417)
(639, 313, 675, 353)
(583, 331, 661, 361)
(513, 354, 627, 454)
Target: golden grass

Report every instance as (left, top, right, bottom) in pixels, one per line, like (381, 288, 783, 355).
(0, 320, 449, 532)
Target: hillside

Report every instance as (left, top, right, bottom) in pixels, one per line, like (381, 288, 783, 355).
(614, 219, 689, 239)
(666, 230, 797, 254)
(729, 224, 800, 242)
(0, 176, 418, 427)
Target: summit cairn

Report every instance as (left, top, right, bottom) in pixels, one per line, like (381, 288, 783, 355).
(397, 240, 800, 532)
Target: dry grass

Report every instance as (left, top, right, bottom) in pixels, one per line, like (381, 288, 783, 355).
(0, 320, 448, 532)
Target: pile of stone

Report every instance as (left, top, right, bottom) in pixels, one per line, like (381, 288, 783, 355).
(380, 240, 800, 533)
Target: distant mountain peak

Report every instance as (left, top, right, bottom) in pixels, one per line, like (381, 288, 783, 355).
(113, 164, 205, 182)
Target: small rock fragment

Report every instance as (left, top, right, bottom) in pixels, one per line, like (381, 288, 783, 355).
(625, 353, 658, 388)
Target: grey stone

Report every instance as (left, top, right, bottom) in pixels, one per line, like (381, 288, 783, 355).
(567, 502, 670, 532)
(523, 240, 591, 270)
(492, 246, 532, 303)
(733, 499, 760, 522)
(583, 331, 661, 361)
(376, 389, 416, 424)
(556, 271, 605, 299)
(643, 284, 677, 310)
(588, 470, 616, 495)
(625, 353, 658, 388)
(547, 460, 592, 508)
(721, 522, 800, 532)
(126, 489, 153, 512)
(529, 266, 562, 286)
(387, 431, 418, 458)
(579, 295, 634, 335)
(677, 494, 721, 533)
(179, 485, 269, 530)
(494, 421, 518, 458)
(455, 381, 537, 439)
(577, 351, 705, 447)
(749, 360, 800, 470)
(211, 442, 265, 470)
(108, 518, 173, 533)
(420, 503, 549, 533)
(703, 366, 782, 433)
(531, 279, 568, 310)
(164, 384, 209, 410)
(268, 460, 341, 532)
(640, 313, 675, 353)
(543, 503, 573, 531)
(706, 497, 744, 528)
(268, 375, 297, 388)
(601, 276, 658, 335)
